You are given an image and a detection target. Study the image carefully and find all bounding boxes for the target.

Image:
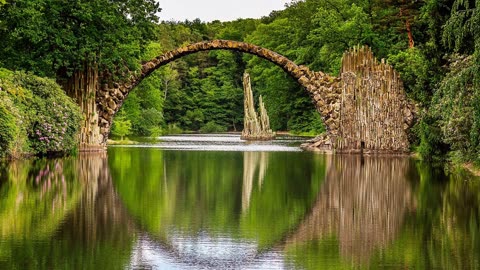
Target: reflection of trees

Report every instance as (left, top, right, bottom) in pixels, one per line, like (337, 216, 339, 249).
(286, 155, 414, 264)
(242, 152, 269, 213)
(0, 153, 134, 269)
(0, 158, 82, 239)
(425, 170, 480, 269)
(59, 153, 135, 247)
(110, 148, 324, 267)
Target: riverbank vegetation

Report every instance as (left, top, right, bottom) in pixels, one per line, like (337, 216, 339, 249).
(0, 69, 81, 159)
(0, 0, 479, 164)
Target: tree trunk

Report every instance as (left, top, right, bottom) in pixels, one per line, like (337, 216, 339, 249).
(405, 20, 414, 48)
(400, 7, 414, 48)
(164, 79, 169, 99)
(60, 63, 105, 152)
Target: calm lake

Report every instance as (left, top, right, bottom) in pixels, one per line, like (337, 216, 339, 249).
(1, 134, 479, 269)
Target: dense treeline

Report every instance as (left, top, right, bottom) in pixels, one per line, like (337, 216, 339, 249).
(120, 0, 479, 163)
(118, 18, 324, 136)
(0, 0, 479, 163)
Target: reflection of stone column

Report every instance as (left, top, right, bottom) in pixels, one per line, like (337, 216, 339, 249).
(241, 152, 269, 213)
(286, 155, 414, 264)
(257, 152, 268, 189)
(60, 153, 135, 245)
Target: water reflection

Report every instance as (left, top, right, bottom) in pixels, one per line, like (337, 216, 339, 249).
(109, 148, 324, 268)
(285, 156, 415, 267)
(0, 154, 134, 269)
(242, 152, 269, 213)
(0, 158, 82, 240)
(0, 147, 479, 269)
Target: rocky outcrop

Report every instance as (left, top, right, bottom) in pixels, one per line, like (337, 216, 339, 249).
(301, 46, 416, 154)
(241, 73, 275, 140)
(300, 134, 333, 152)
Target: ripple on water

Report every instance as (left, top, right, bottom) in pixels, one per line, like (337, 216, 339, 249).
(128, 233, 289, 269)
(110, 134, 306, 152)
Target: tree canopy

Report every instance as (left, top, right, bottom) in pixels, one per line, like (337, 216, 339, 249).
(0, 0, 161, 78)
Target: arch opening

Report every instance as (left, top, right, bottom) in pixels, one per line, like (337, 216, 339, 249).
(98, 40, 332, 145)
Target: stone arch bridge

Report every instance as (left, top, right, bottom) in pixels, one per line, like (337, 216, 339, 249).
(92, 40, 415, 154)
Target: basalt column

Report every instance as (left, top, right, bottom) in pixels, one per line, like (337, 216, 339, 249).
(241, 73, 275, 140)
(337, 46, 415, 154)
(61, 64, 104, 152)
(303, 46, 415, 154)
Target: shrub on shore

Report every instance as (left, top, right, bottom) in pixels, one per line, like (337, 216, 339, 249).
(0, 69, 81, 158)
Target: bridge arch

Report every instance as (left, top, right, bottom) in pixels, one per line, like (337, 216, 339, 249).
(138, 39, 313, 85)
(95, 42, 413, 154)
(96, 40, 330, 145)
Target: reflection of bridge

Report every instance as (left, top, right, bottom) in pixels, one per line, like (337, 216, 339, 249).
(53, 153, 415, 268)
(283, 155, 414, 263)
(87, 40, 414, 153)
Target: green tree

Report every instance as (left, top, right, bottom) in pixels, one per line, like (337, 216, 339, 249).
(111, 116, 132, 141)
(0, 0, 160, 146)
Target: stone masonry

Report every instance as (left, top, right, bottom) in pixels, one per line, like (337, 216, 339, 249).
(94, 40, 415, 154)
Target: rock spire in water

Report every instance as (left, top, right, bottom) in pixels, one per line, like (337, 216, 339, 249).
(241, 73, 275, 140)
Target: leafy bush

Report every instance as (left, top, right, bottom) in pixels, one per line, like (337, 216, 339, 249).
(111, 116, 132, 141)
(138, 108, 163, 136)
(388, 48, 431, 105)
(0, 69, 81, 157)
(164, 123, 182, 135)
(0, 96, 17, 158)
(199, 121, 227, 133)
(148, 126, 162, 137)
(415, 55, 479, 163)
(414, 115, 449, 162)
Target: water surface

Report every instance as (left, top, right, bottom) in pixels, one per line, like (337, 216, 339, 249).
(1, 134, 479, 269)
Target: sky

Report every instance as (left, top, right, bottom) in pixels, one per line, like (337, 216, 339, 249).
(157, 0, 290, 22)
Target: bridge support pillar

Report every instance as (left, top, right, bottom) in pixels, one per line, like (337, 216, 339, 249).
(61, 66, 109, 152)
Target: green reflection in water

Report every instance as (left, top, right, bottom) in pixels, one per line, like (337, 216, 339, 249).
(109, 147, 325, 250)
(284, 157, 480, 270)
(368, 163, 480, 270)
(0, 158, 82, 240)
(0, 155, 135, 270)
(1, 148, 479, 269)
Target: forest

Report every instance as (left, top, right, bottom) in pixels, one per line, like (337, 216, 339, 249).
(0, 0, 479, 164)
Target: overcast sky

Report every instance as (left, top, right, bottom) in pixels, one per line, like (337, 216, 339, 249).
(157, 0, 290, 22)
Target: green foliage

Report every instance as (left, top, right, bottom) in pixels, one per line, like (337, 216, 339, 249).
(415, 0, 480, 163)
(119, 17, 325, 135)
(200, 121, 227, 133)
(111, 116, 132, 141)
(0, 69, 81, 157)
(415, 115, 448, 162)
(426, 55, 478, 162)
(0, 97, 18, 158)
(148, 126, 163, 137)
(308, 2, 376, 74)
(0, 0, 161, 78)
(164, 123, 183, 135)
(388, 48, 431, 104)
(2, 0, 480, 162)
